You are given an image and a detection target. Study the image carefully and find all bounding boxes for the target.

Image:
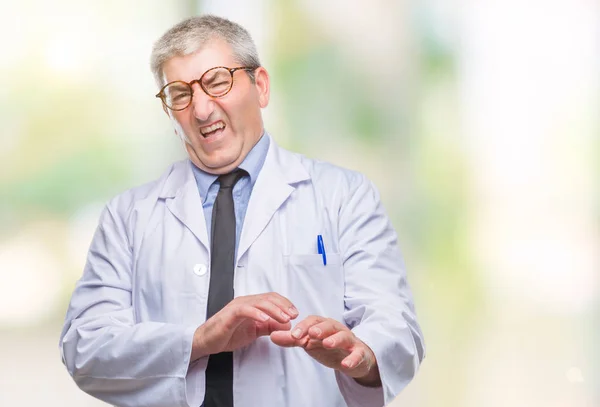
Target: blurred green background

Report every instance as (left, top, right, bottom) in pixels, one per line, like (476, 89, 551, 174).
(0, 0, 598, 406)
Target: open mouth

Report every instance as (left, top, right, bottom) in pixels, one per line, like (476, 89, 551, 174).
(200, 121, 226, 139)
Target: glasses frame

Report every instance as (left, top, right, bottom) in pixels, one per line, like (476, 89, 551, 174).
(155, 66, 259, 111)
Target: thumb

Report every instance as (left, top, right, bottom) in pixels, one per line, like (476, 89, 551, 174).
(270, 330, 308, 348)
(255, 320, 291, 337)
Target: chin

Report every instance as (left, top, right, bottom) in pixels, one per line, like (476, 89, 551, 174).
(199, 154, 242, 174)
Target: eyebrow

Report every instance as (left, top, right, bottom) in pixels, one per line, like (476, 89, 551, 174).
(202, 69, 226, 85)
(170, 82, 190, 90)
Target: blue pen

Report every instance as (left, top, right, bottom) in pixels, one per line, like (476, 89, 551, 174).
(317, 235, 327, 266)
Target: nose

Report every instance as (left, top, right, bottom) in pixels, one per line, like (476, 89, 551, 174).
(190, 83, 215, 121)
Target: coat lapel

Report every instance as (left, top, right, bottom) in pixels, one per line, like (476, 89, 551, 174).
(161, 160, 210, 251)
(237, 138, 310, 263)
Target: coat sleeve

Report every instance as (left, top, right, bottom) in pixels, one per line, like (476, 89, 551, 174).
(59, 201, 207, 407)
(334, 173, 425, 407)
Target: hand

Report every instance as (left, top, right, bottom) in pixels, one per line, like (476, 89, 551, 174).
(190, 292, 299, 362)
(270, 315, 381, 386)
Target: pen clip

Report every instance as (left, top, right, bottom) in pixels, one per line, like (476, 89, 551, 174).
(317, 235, 327, 266)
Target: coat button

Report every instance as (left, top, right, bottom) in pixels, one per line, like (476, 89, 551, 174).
(193, 264, 208, 276)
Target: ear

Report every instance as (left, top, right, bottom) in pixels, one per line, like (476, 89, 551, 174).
(254, 67, 270, 108)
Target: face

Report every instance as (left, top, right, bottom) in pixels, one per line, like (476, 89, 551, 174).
(160, 40, 270, 174)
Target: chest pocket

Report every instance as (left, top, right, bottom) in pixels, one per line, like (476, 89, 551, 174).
(283, 253, 344, 322)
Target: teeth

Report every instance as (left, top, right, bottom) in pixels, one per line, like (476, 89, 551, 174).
(200, 121, 225, 135)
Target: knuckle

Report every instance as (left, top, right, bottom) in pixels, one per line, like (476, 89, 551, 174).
(258, 299, 273, 309)
(232, 306, 242, 318)
(267, 292, 285, 304)
(239, 304, 253, 316)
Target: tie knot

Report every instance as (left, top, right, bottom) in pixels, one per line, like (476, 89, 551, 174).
(217, 169, 246, 189)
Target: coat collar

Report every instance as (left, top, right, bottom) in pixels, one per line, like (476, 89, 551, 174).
(158, 136, 311, 255)
(236, 136, 310, 262)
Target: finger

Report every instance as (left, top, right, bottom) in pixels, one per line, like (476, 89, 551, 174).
(253, 299, 294, 323)
(261, 292, 299, 319)
(303, 338, 326, 351)
(308, 319, 345, 340)
(226, 299, 295, 326)
(291, 315, 325, 339)
(269, 331, 295, 347)
(322, 330, 355, 350)
(341, 347, 365, 370)
(254, 321, 270, 337)
(268, 319, 292, 332)
(270, 330, 307, 348)
(230, 304, 272, 324)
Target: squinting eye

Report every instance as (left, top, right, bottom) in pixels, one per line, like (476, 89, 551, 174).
(172, 92, 191, 101)
(208, 82, 230, 93)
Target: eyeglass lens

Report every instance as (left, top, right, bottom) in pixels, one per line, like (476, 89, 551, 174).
(162, 68, 233, 109)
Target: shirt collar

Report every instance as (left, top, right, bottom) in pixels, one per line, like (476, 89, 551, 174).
(191, 131, 270, 201)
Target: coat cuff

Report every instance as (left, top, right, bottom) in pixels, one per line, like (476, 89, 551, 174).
(335, 369, 384, 407)
(350, 321, 421, 406)
(183, 325, 208, 407)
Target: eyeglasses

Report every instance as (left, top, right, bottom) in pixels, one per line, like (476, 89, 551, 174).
(155, 66, 259, 111)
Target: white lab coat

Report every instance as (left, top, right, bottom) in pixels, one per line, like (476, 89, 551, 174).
(60, 136, 425, 407)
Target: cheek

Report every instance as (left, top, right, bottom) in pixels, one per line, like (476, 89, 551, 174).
(170, 116, 183, 133)
(226, 96, 260, 125)
(168, 114, 191, 142)
(170, 112, 190, 130)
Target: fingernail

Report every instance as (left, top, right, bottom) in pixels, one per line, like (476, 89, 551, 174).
(289, 307, 299, 316)
(313, 327, 322, 337)
(292, 328, 302, 339)
(343, 360, 353, 368)
(261, 313, 270, 321)
(324, 338, 334, 347)
(280, 311, 290, 321)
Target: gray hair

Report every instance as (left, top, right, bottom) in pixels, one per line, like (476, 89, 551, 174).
(150, 15, 261, 88)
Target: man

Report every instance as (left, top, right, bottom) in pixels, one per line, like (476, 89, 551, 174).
(60, 15, 425, 407)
